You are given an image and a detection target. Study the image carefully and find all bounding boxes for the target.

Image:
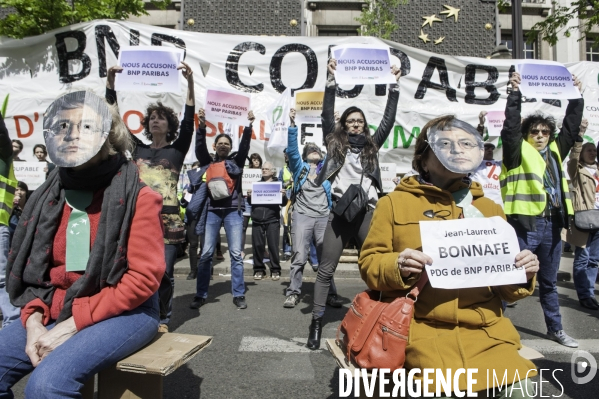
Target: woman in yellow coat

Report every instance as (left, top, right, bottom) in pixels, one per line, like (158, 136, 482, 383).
(359, 115, 540, 397)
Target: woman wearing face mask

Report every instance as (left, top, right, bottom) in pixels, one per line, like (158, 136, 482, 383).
(105, 63, 195, 331)
(189, 108, 255, 311)
(305, 58, 401, 349)
(563, 118, 599, 311)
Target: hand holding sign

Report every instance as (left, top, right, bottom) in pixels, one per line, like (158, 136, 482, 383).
(515, 249, 539, 281)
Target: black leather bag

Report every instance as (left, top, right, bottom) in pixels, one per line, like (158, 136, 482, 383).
(333, 172, 368, 223)
(574, 210, 599, 232)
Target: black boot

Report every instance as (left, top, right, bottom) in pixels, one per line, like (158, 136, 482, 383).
(186, 269, 197, 280)
(306, 317, 322, 350)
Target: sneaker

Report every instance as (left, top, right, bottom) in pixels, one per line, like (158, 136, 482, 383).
(282, 253, 291, 261)
(272, 272, 280, 281)
(189, 297, 206, 309)
(186, 270, 197, 280)
(326, 294, 343, 308)
(284, 294, 299, 308)
(233, 296, 247, 309)
(311, 264, 319, 273)
(506, 302, 518, 308)
(216, 250, 224, 260)
(253, 272, 264, 280)
(158, 324, 169, 333)
(547, 330, 578, 348)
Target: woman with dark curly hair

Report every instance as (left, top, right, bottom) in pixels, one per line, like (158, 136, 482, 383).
(105, 62, 195, 331)
(305, 58, 401, 350)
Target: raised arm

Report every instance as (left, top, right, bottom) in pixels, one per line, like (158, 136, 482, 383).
(195, 108, 213, 167)
(555, 75, 584, 159)
(321, 58, 338, 141)
(500, 73, 523, 171)
(372, 65, 401, 148)
(287, 109, 303, 175)
(105, 66, 143, 146)
(172, 62, 195, 154)
(234, 111, 256, 168)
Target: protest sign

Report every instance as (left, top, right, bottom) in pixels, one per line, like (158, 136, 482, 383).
(380, 163, 398, 193)
(242, 169, 263, 192)
(485, 111, 506, 138)
(205, 88, 251, 125)
(419, 216, 526, 289)
(295, 90, 324, 119)
(115, 46, 183, 93)
(13, 162, 47, 189)
(332, 44, 396, 85)
(266, 88, 291, 157)
(251, 181, 282, 205)
(516, 61, 581, 100)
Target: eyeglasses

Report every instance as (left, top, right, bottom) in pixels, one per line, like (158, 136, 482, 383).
(429, 139, 480, 151)
(47, 119, 102, 137)
(345, 119, 365, 126)
(529, 128, 551, 137)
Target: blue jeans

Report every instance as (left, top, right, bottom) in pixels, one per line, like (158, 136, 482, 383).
(158, 244, 178, 325)
(309, 239, 318, 266)
(0, 225, 19, 328)
(196, 209, 245, 298)
(0, 293, 159, 398)
(573, 230, 599, 300)
(515, 217, 563, 332)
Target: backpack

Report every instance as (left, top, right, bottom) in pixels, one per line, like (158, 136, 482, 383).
(206, 161, 236, 201)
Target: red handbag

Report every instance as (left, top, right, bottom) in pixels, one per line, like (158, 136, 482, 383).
(336, 273, 429, 370)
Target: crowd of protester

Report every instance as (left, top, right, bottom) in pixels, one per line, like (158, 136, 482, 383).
(0, 56, 594, 397)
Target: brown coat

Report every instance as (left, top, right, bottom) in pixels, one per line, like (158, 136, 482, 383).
(562, 141, 597, 247)
(358, 175, 537, 393)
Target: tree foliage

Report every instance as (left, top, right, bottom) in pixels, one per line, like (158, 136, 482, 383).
(525, 1, 599, 47)
(0, 0, 170, 39)
(356, 0, 409, 39)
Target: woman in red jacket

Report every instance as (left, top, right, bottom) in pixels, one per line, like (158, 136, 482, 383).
(0, 91, 165, 398)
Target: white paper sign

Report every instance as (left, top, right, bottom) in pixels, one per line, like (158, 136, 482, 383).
(116, 46, 184, 93)
(516, 61, 581, 100)
(251, 181, 282, 205)
(13, 162, 47, 189)
(419, 216, 527, 289)
(205, 88, 251, 125)
(332, 44, 396, 85)
(380, 163, 397, 193)
(485, 111, 506, 138)
(242, 169, 263, 192)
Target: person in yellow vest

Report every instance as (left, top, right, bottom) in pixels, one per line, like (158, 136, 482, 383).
(0, 110, 19, 327)
(500, 71, 583, 348)
(279, 150, 293, 260)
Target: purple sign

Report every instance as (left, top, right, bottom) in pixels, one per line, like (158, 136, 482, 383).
(517, 61, 581, 100)
(332, 44, 395, 85)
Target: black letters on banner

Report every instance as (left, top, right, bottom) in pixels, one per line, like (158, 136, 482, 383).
(301, 123, 323, 146)
(95, 25, 120, 78)
(226, 42, 266, 93)
(151, 33, 186, 60)
(374, 48, 412, 96)
(130, 29, 140, 46)
(328, 45, 363, 99)
(464, 64, 500, 105)
(55, 31, 91, 83)
(270, 44, 318, 94)
(415, 56, 457, 102)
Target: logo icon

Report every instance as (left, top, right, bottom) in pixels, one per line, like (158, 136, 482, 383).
(571, 350, 597, 384)
(272, 106, 283, 125)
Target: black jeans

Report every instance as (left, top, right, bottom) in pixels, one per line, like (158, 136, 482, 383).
(187, 218, 200, 273)
(312, 208, 373, 318)
(252, 221, 281, 275)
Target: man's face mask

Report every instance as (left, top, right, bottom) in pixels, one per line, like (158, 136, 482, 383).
(427, 120, 484, 174)
(43, 91, 111, 168)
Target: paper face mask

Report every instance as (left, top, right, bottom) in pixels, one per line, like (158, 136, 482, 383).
(43, 91, 111, 167)
(427, 119, 484, 174)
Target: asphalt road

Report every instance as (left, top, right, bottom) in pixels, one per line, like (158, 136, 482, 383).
(6, 257, 599, 398)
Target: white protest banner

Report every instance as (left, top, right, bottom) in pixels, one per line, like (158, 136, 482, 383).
(115, 46, 183, 93)
(332, 44, 395, 85)
(242, 169, 263, 193)
(419, 216, 526, 289)
(251, 181, 282, 205)
(295, 90, 324, 120)
(266, 87, 291, 157)
(380, 163, 397, 193)
(205, 88, 251, 125)
(13, 162, 46, 190)
(485, 111, 506, 138)
(516, 60, 581, 100)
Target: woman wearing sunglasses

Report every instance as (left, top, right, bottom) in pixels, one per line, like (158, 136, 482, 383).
(500, 71, 584, 348)
(305, 58, 401, 349)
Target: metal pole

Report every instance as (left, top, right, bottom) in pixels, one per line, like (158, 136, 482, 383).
(300, 0, 305, 36)
(511, 0, 523, 59)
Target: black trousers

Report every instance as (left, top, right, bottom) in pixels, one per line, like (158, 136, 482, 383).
(252, 221, 281, 275)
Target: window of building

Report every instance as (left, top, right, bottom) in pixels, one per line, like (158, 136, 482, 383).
(586, 40, 599, 62)
(318, 29, 359, 37)
(501, 34, 536, 59)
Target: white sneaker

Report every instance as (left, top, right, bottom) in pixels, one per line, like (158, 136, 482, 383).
(284, 294, 299, 308)
(547, 330, 578, 348)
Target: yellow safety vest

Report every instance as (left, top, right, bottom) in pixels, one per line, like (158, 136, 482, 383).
(282, 166, 292, 189)
(0, 164, 17, 226)
(500, 141, 573, 216)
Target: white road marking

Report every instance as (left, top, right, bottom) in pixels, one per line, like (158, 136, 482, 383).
(238, 336, 323, 352)
(521, 339, 599, 354)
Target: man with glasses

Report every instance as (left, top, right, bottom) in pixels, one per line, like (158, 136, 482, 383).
(500, 71, 584, 347)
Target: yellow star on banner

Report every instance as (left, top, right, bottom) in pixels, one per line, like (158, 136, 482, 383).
(422, 14, 442, 28)
(434, 36, 445, 45)
(418, 29, 431, 44)
(440, 5, 460, 22)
